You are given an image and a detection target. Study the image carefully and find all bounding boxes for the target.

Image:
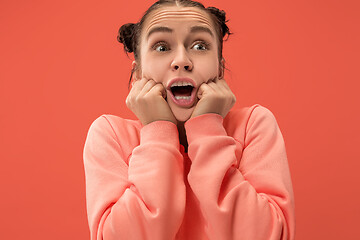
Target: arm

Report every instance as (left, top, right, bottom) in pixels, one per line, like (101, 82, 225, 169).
(185, 106, 295, 240)
(83, 115, 186, 240)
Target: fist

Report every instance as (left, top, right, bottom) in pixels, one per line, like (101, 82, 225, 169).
(190, 78, 236, 119)
(126, 78, 177, 126)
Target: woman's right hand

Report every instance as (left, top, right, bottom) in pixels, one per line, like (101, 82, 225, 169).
(126, 78, 177, 126)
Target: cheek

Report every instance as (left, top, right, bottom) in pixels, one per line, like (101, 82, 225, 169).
(196, 56, 219, 79)
(141, 55, 167, 81)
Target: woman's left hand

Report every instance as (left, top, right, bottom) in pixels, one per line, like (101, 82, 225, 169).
(190, 78, 236, 119)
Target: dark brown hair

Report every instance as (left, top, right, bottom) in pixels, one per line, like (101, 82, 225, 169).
(117, 0, 232, 89)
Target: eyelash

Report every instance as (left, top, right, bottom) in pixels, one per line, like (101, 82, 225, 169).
(152, 41, 169, 52)
(152, 40, 210, 52)
(193, 41, 209, 51)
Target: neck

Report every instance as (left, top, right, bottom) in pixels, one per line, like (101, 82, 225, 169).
(177, 121, 188, 153)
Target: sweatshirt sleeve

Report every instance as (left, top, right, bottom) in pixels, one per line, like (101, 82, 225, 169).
(83, 115, 186, 240)
(184, 106, 295, 240)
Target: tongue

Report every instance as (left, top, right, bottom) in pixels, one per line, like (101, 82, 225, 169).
(172, 86, 193, 97)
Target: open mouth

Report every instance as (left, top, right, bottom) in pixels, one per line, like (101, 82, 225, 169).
(166, 77, 197, 107)
(170, 85, 194, 99)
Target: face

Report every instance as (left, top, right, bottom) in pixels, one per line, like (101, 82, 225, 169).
(135, 6, 221, 122)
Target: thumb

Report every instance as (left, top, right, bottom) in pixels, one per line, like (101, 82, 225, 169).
(197, 83, 207, 99)
(158, 83, 167, 99)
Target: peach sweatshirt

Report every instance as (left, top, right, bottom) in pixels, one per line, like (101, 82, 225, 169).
(83, 104, 295, 240)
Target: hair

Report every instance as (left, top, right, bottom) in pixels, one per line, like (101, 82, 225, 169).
(117, 0, 232, 89)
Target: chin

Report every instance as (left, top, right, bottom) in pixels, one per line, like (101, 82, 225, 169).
(172, 107, 194, 123)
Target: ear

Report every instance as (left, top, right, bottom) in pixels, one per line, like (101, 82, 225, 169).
(218, 58, 225, 79)
(132, 61, 141, 81)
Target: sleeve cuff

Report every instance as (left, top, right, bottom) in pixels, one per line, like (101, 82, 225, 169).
(184, 113, 227, 142)
(140, 120, 180, 147)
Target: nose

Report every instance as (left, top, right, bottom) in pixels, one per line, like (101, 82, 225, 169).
(171, 46, 193, 71)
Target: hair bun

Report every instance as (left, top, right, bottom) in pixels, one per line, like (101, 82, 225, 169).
(117, 23, 137, 53)
(207, 7, 226, 22)
(206, 6, 230, 39)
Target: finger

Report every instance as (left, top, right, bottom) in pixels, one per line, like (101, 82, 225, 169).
(206, 76, 217, 84)
(201, 77, 216, 92)
(206, 79, 223, 92)
(139, 79, 157, 95)
(147, 82, 163, 92)
(130, 78, 149, 95)
(209, 78, 231, 94)
(147, 83, 166, 97)
(217, 78, 231, 90)
(197, 82, 213, 99)
(216, 79, 236, 102)
(134, 77, 150, 86)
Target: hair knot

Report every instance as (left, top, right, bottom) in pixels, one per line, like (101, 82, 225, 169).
(117, 23, 137, 53)
(206, 6, 230, 39)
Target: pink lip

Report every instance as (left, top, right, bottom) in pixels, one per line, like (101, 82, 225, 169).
(166, 77, 197, 107)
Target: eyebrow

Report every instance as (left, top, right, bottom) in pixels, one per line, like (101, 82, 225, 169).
(146, 25, 214, 40)
(190, 26, 214, 37)
(147, 26, 173, 40)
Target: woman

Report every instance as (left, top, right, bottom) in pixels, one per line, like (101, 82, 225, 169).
(83, 0, 295, 239)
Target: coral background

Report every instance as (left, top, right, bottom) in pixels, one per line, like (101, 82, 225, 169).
(1, 0, 359, 239)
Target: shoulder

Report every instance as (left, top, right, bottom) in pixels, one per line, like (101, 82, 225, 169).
(101, 114, 142, 136)
(87, 114, 141, 135)
(223, 104, 280, 140)
(85, 114, 142, 155)
(225, 103, 276, 121)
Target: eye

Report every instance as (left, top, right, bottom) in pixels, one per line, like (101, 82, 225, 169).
(152, 41, 169, 52)
(192, 41, 209, 51)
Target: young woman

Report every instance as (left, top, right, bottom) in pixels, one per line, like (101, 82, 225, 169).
(83, 0, 295, 239)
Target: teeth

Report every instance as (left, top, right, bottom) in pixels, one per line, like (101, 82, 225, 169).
(175, 96, 191, 100)
(170, 81, 194, 88)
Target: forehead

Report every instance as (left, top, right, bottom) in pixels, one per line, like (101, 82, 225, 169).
(143, 6, 215, 34)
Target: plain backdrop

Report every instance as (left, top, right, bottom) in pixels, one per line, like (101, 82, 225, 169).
(1, 0, 359, 239)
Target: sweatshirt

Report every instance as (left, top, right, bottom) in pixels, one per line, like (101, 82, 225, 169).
(83, 104, 296, 240)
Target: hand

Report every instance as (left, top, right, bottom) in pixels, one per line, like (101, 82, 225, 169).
(126, 78, 177, 126)
(190, 78, 236, 119)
